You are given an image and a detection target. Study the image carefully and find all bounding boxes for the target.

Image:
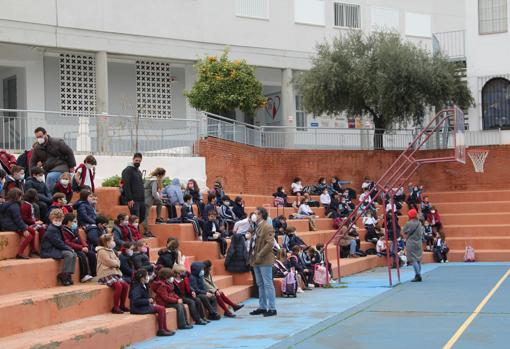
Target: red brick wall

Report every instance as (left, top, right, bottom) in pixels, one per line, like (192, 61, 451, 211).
(198, 137, 504, 194)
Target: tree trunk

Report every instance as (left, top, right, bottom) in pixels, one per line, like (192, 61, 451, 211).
(373, 117, 386, 150)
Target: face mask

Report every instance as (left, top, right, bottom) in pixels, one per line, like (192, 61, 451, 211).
(36, 137, 45, 144)
(122, 220, 129, 226)
(141, 247, 148, 253)
(133, 162, 140, 168)
(61, 199, 67, 205)
(127, 250, 134, 256)
(86, 163, 94, 170)
(251, 214, 257, 223)
(53, 221, 62, 227)
(199, 270, 205, 277)
(109, 241, 116, 249)
(60, 179, 69, 186)
(15, 173, 24, 180)
(71, 223, 78, 231)
(36, 175, 45, 183)
(168, 277, 175, 283)
(431, 210, 436, 214)
(88, 198, 95, 205)
(133, 223, 139, 228)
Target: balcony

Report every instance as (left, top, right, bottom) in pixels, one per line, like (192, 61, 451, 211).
(432, 30, 466, 61)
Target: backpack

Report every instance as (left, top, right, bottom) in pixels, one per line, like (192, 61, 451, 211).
(313, 264, 328, 286)
(273, 196, 285, 207)
(281, 268, 298, 297)
(333, 217, 343, 230)
(464, 243, 476, 262)
(0, 149, 17, 174)
(16, 150, 31, 177)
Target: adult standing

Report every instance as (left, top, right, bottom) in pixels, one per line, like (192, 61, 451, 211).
(30, 127, 76, 191)
(249, 207, 277, 317)
(121, 153, 150, 237)
(403, 209, 424, 282)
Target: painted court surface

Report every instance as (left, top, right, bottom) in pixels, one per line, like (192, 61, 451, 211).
(129, 263, 510, 349)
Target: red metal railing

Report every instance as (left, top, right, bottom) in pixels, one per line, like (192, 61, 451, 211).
(324, 106, 465, 287)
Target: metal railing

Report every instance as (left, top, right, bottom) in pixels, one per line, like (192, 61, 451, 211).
(0, 109, 201, 156)
(433, 30, 466, 61)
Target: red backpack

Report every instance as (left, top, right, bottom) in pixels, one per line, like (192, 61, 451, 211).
(0, 149, 17, 174)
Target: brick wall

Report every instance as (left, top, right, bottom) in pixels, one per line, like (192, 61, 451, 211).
(198, 137, 505, 194)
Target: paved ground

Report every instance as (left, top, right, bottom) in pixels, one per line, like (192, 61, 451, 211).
(128, 262, 510, 349)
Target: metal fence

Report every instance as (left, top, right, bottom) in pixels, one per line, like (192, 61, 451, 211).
(0, 108, 505, 155)
(432, 30, 466, 61)
(0, 109, 202, 156)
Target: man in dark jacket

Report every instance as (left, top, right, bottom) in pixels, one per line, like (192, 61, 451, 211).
(30, 127, 76, 191)
(189, 262, 221, 320)
(40, 209, 77, 286)
(24, 167, 52, 223)
(121, 153, 148, 235)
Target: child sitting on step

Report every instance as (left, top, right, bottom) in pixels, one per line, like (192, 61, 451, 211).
(423, 220, 434, 251)
(319, 188, 331, 212)
(132, 240, 154, 276)
(182, 194, 203, 240)
(204, 210, 228, 258)
(112, 213, 134, 249)
(203, 260, 244, 318)
(130, 269, 175, 336)
(172, 264, 209, 325)
(96, 234, 130, 314)
(433, 231, 449, 263)
(119, 242, 135, 283)
(62, 213, 96, 282)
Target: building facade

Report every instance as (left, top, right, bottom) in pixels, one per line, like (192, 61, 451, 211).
(0, 0, 466, 152)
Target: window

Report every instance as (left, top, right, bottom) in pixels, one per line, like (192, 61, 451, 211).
(136, 60, 172, 118)
(59, 54, 96, 113)
(482, 78, 510, 129)
(295, 95, 306, 130)
(405, 12, 431, 37)
(334, 2, 361, 28)
(479, 0, 508, 34)
(294, 0, 325, 26)
(236, 0, 269, 19)
(371, 7, 399, 32)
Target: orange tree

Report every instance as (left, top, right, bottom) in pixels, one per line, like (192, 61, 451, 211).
(185, 50, 266, 119)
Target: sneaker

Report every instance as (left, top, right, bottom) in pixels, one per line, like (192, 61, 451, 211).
(307, 284, 315, 288)
(180, 325, 194, 330)
(196, 320, 207, 325)
(209, 313, 221, 320)
(157, 330, 175, 337)
(263, 310, 277, 317)
(155, 218, 164, 224)
(232, 304, 244, 312)
(224, 312, 236, 318)
(111, 307, 123, 314)
(81, 275, 94, 283)
(197, 235, 203, 241)
(297, 287, 304, 293)
(444, 260, 449, 263)
(249, 308, 266, 316)
(144, 231, 155, 238)
(120, 306, 130, 312)
(16, 254, 29, 260)
(411, 275, 422, 282)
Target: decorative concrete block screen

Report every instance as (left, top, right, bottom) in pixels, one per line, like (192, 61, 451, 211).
(136, 60, 172, 118)
(59, 53, 96, 113)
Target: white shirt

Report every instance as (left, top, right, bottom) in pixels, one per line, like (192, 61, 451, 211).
(363, 216, 377, 226)
(359, 192, 371, 203)
(376, 240, 386, 253)
(76, 166, 92, 188)
(233, 218, 252, 235)
(320, 193, 331, 205)
(291, 182, 303, 194)
(298, 203, 313, 215)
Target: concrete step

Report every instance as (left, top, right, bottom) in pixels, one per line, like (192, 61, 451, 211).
(0, 284, 252, 349)
(442, 224, 510, 237)
(446, 236, 510, 250)
(439, 212, 510, 225)
(149, 223, 197, 245)
(286, 218, 333, 232)
(448, 249, 510, 262)
(228, 194, 320, 207)
(427, 190, 510, 203)
(432, 201, 510, 214)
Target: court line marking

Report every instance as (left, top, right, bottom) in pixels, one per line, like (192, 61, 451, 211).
(443, 267, 510, 349)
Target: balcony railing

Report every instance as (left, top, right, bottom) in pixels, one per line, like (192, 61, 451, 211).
(433, 30, 466, 61)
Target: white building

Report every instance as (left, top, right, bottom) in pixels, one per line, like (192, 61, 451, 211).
(464, 0, 510, 131)
(0, 0, 467, 152)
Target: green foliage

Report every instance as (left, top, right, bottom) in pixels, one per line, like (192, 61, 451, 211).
(101, 175, 121, 188)
(162, 177, 172, 188)
(184, 49, 266, 118)
(296, 31, 474, 130)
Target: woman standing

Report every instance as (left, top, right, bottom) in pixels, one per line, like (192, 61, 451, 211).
(403, 209, 424, 282)
(143, 167, 166, 235)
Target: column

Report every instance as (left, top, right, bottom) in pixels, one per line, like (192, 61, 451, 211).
(281, 68, 295, 148)
(95, 51, 109, 153)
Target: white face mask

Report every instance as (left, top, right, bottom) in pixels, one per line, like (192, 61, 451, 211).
(109, 241, 116, 249)
(61, 199, 67, 205)
(251, 214, 257, 223)
(15, 173, 24, 180)
(36, 137, 45, 144)
(53, 221, 62, 227)
(168, 277, 175, 283)
(133, 223, 139, 228)
(36, 175, 45, 183)
(60, 179, 69, 186)
(122, 220, 129, 226)
(127, 249, 134, 256)
(86, 163, 95, 170)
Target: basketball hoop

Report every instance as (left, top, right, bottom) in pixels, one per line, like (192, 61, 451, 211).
(467, 149, 489, 173)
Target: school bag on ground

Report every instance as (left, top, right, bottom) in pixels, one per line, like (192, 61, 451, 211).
(273, 196, 285, 207)
(281, 268, 298, 297)
(313, 264, 328, 286)
(464, 242, 476, 262)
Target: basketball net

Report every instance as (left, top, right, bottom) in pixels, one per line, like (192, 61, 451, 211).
(467, 150, 489, 173)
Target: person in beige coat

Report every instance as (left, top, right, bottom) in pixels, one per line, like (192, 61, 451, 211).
(96, 234, 130, 314)
(248, 207, 277, 317)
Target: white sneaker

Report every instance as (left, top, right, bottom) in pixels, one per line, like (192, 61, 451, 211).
(307, 284, 315, 288)
(444, 260, 449, 263)
(297, 288, 304, 293)
(81, 275, 93, 283)
(198, 235, 203, 241)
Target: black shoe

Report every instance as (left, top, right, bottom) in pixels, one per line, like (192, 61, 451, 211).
(180, 325, 194, 330)
(249, 308, 266, 316)
(155, 218, 164, 224)
(157, 330, 175, 337)
(224, 312, 236, 318)
(233, 304, 244, 312)
(144, 231, 155, 237)
(263, 310, 277, 317)
(209, 313, 221, 320)
(111, 307, 123, 314)
(196, 320, 207, 325)
(411, 275, 422, 282)
(16, 254, 29, 260)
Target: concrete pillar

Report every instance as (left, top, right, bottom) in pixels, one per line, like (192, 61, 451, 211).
(95, 51, 109, 153)
(184, 64, 198, 120)
(281, 68, 295, 147)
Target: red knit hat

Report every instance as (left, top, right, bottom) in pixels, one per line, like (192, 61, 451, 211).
(408, 209, 418, 219)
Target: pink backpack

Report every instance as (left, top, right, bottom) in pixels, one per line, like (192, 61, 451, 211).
(464, 242, 476, 262)
(313, 264, 328, 286)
